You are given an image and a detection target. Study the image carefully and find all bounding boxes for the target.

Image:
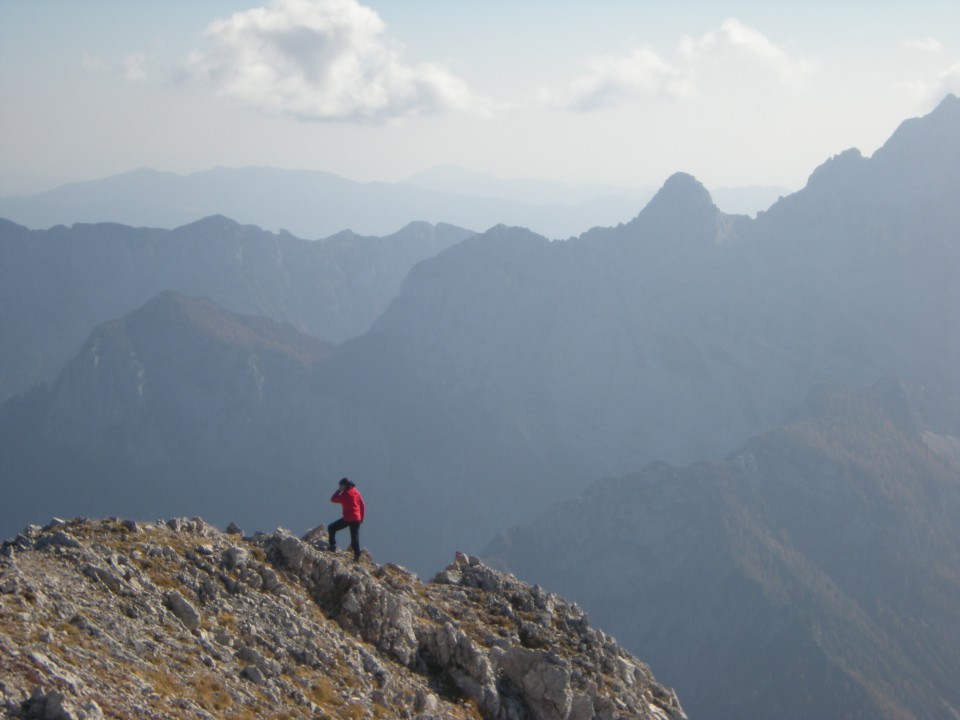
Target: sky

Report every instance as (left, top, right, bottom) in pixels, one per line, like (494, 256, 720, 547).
(1, 0, 958, 195)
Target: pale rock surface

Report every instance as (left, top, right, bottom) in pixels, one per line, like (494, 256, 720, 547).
(0, 517, 685, 720)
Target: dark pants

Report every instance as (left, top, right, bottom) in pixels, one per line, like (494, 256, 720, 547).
(328, 518, 361, 559)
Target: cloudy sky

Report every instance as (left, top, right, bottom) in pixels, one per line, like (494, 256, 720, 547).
(1, 0, 958, 195)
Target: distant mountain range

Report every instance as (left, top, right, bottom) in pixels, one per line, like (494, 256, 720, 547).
(0, 164, 788, 241)
(1, 94, 958, 720)
(0, 217, 472, 401)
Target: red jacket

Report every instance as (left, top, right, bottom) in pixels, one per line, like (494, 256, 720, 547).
(331, 486, 365, 522)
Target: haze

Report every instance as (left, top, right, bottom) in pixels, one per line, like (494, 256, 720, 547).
(2, 0, 958, 197)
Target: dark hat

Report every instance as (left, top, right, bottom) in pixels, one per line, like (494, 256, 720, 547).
(339, 477, 350, 485)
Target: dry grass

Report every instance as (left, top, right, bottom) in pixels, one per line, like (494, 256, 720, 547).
(307, 676, 340, 706)
(193, 673, 234, 713)
(219, 610, 237, 631)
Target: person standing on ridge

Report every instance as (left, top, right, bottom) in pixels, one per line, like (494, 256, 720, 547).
(328, 477, 365, 562)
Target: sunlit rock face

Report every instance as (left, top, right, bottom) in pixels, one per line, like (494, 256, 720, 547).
(0, 517, 686, 720)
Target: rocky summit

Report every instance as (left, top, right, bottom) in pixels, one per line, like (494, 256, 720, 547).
(0, 517, 684, 720)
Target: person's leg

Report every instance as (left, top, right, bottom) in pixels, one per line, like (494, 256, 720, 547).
(328, 518, 347, 550)
(348, 521, 361, 561)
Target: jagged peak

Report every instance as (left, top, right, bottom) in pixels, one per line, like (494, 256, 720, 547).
(619, 172, 732, 246)
(639, 172, 717, 220)
(872, 93, 960, 166)
(803, 147, 868, 188)
(773, 95, 959, 210)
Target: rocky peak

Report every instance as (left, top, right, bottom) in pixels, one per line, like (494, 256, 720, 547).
(802, 147, 868, 190)
(872, 93, 959, 168)
(767, 95, 960, 224)
(641, 173, 716, 218)
(627, 172, 731, 247)
(116, 291, 331, 363)
(0, 517, 685, 720)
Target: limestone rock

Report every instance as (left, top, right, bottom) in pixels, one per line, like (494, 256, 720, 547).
(0, 517, 685, 719)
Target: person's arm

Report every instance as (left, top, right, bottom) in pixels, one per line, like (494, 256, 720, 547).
(331, 488, 344, 503)
(358, 494, 366, 522)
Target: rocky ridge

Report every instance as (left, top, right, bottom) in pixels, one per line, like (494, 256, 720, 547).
(0, 517, 684, 720)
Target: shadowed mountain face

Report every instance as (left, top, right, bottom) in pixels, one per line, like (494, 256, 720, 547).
(484, 380, 960, 720)
(0, 292, 334, 532)
(363, 97, 960, 493)
(0, 217, 473, 401)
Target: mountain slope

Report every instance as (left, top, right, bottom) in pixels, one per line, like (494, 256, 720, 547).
(0, 292, 333, 534)
(0, 517, 685, 720)
(484, 380, 960, 720)
(0, 216, 472, 400)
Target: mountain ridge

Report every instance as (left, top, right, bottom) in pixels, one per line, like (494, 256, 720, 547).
(0, 162, 790, 242)
(0, 216, 472, 401)
(0, 517, 686, 719)
(0, 165, 641, 242)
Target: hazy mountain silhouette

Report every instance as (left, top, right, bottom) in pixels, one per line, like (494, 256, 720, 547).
(485, 379, 960, 720)
(0, 216, 472, 401)
(0, 166, 634, 241)
(0, 164, 786, 242)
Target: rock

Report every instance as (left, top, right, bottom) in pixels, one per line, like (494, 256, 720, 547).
(163, 590, 201, 631)
(236, 646, 280, 679)
(81, 565, 131, 595)
(34, 532, 82, 551)
(120, 519, 139, 533)
(273, 531, 306, 571)
(225, 522, 244, 536)
(20, 687, 80, 720)
(240, 665, 264, 685)
(221, 545, 250, 570)
(494, 646, 572, 720)
(260, 566, 280, 592)
(77, 700, 104, 719)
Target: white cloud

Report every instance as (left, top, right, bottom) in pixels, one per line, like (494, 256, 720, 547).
(551, 46, 694, 111)
(81, 52, 103, 73)
(679, 19, 814, 87)
(901, 37, 943, 53)
(555, 18, 814, 112)
(122, 54, 149, 82)
(187, 0, 486, 122)
(936, 60, 960, 97)
(894, 58, 960, 105)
